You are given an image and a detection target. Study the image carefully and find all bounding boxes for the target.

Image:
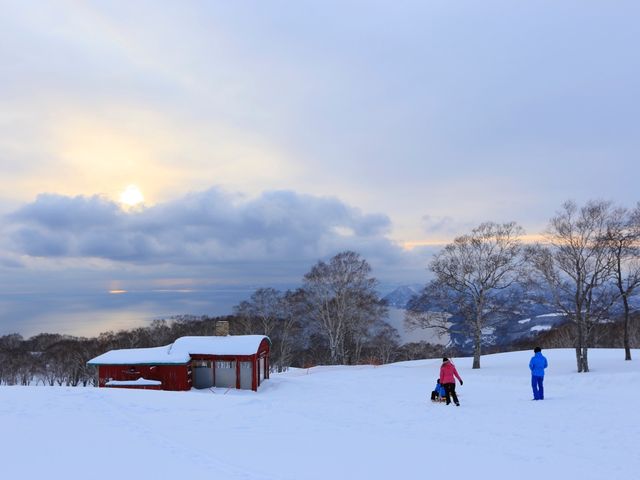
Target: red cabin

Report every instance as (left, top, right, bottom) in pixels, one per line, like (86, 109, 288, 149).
(88, 335, 271, 392)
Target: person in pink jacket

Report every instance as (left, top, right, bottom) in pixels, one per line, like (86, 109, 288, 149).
(439, 357, 463, 406)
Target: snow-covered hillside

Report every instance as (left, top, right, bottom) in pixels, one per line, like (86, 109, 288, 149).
(3, 349, 639, 480)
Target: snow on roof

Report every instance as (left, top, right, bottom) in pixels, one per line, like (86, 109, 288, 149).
(88, 344, 187, 365)
(88, 335, 270, 365)
(170, 335, 269, 357)
(106, 378, 162, 386)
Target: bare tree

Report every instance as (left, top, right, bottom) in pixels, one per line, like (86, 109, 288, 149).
(605, 203, 640, 361)
(528, 200, 618, 372)
(148, 319, 173, 346)
(277, 289, 304, 372)
(234, 288, 283, 338)
(0, 334, 25, 385)
(44, 339, 94, 386)
(302, 251, 387, 365)
(367, 322, 401, 364)
(395, 341, 448, 362)
(234, 288, 303, 372)
(406, 222, 525, 369)
(343, 296, 389, 365)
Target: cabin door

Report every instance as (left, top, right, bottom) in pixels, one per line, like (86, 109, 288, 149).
(192, 361, 213, 389)
(239, 361, 253, 389)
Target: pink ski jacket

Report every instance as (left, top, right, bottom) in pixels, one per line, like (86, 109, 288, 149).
(439, 360, 462, 384)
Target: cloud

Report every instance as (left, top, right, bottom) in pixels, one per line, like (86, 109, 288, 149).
(0, 187, 435, 336)
(6, 188, 396, 266)
(0, 254, 23, 269)
(2, 1, 639, 245)
(421, 215, 457, 235)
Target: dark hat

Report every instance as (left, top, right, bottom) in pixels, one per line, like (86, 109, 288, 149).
(534, 346, 542, 353)
(442, 357, 449, 362)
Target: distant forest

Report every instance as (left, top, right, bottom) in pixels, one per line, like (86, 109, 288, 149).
(1, 251, 448, 387)
(1, 199, 639, 385)
(0, 309, 635, 388)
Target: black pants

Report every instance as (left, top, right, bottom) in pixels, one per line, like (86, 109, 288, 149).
(430, 390, 439, 401)
(443, 383, 459, 405)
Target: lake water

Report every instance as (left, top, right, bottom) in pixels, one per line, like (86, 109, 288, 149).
(0, 288, 253, 338)
(1, 291, 446, 346)
(386, 307, 448, 345)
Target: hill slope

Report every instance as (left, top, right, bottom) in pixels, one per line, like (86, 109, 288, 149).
(2, 349, 639, 479)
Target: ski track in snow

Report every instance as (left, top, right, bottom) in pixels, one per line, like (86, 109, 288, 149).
(2, 349, 639, 479)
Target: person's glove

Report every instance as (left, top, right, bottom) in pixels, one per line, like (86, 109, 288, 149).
(460, 380, 463, 386)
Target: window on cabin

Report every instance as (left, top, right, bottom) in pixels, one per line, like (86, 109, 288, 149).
(192, 360, 212, 368)
(216, 361, 234, 369)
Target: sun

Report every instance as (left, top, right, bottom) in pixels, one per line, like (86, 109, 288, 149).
(119, 184, 145, 207)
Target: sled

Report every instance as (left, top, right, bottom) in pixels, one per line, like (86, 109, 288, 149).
(431, 394, 461, 404)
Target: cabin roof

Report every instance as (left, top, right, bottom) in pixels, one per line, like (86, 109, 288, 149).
(87, 335, 270, 365)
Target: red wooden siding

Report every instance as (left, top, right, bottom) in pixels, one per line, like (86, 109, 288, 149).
(95, 337, 270, 392)
(106, 384, 162, 391)
(98, 364, 191, 391)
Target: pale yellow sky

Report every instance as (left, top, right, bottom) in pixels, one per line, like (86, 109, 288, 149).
(1, 1, 639, 336)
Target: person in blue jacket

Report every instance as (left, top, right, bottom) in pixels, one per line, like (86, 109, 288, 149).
(430, 378, 446, 401)
(529, 346, 548, 400)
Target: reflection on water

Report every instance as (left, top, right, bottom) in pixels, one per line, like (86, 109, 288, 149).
(0, 288, 254, 338)
(1, 293, 450, 345)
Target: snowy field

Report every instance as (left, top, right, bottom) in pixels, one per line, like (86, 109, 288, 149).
(2, 349, 639, 480)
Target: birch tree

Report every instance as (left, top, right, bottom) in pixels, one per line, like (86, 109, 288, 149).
(368, 322, 401, 364)
(528, 200, 617, 372)
(234, 288, 283, 338)
(605, 204, 640, 361)
(234, 287, 302, 372)
(277, 289, 305, 371)
(302, 251, 387, 365)
(406, 222, 525, 369)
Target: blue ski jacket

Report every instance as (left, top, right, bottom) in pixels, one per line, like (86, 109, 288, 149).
(434, 382, 446, 396)
(529, 352, 548, 377)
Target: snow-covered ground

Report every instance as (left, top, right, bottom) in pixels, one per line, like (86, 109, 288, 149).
(2, 349, 639, 479)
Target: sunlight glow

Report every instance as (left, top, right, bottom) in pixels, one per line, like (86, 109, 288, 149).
(119, 185, 144, 207)
(402, 234, 547, 251)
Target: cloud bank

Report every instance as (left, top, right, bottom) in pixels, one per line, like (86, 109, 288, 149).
(0, 188, 436, 336)
(5, 188, 411, 270)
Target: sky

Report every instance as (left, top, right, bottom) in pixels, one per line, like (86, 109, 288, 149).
(1, 1, 639, 336)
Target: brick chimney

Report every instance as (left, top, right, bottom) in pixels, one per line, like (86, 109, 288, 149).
(215, 320, 229, 336)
